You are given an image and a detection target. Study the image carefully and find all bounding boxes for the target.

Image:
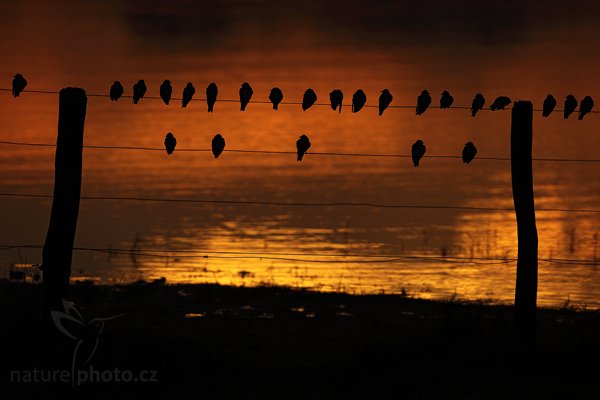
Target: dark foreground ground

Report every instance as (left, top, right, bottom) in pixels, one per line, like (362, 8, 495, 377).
(1, 280, 599, 399)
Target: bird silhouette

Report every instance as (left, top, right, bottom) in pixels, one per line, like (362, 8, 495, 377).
(578, 96, 594, 120)
(296, 134, 311, 161)
(471, 93, 485, 117)
(212, 134, 225, 158)
(164, 132, 176, 154)
(206, 82, 218, 112)
(352, 90, 367, 113)
(412, 140, 426, 167)
(159, 80, 172, 105)
(12, 74, 27, 97)
(542, 95, 557, 117)
(302, 88, 317, 111)
(330, 90, 343, 113)
(239, 82, 253, 111)
(109, 81, 123, 101)
(462, 142, 478, 164)
(269, 87, 283, 110)
(379, 89, 393, 116)
(132, 80, 147, 104)
(440, 90, 454, 109)
(416, 90, 431, 115)
(50, 299, 124, 390)
(564, 95, 578, 119)
(490, 96, 511, 111)
(182, 82, 195, 108)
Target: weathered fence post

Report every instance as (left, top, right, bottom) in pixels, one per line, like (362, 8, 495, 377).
(42, 87, 87, 316)
(511, 101, 538, 346)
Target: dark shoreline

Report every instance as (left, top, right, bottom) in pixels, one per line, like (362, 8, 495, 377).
(1, 280, 599, 399)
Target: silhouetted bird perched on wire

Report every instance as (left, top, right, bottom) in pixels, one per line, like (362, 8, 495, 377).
(379, 89, 393, 116)
(302, 89, 317, 111)
(462, 142, 478, 164)
(109, 81, 123, 101)
(212, 134, 225, 158)
(239, 82, 253, 111)
(471, 93, 485, 117)
(182, 82, 195, 108)
(160, 80, 172, 105)
(352, 90, 367, 113)
(411, 140, 426, 167)
(578, 96, 594, 120)
(132, 80, 147, 104)
(542, 94, 556, 117)
(296, 134, 311, 161)
(490, 96, 511, 111)
(206, 82, 218, 112)
(564, 95, 577, 119)
(440, 90, 454, 109)
(416, 90, 431, 115)
(269, 87, 283, 110)
(164, 132, 176, 155)
(12, 74, 27, 97)
(330, 90, 343, 113)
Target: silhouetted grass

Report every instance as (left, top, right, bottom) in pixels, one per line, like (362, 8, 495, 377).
(1, 280, 599, 399)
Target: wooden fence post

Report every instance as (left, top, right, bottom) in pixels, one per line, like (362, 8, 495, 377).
(511, 100, 538, 346)
(42, 87, 87, 315)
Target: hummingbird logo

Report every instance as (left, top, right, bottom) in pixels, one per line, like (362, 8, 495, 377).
(51, 300, 124, 389)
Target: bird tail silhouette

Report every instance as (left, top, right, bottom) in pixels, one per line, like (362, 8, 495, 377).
(208, 105, 214, 112)
(133, 98, 138, 104)
(241, 103, 246, 111)
(273, 104, 278, 110)
(378, 109, 383, 116)
(578, 113, 584, 120)
(297, 153, 304, 161)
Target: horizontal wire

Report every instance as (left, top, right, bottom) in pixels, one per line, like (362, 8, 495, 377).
(3, 244, 598, 266)
(2, 88, 598, 114)
(0, 192, 599, 213)
(1, 140, 600, 163)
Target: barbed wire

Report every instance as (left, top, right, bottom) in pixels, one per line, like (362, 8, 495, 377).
(0, 192, 599, 213)
(1, 140, 600, 163)
(2, 88, 598, 115)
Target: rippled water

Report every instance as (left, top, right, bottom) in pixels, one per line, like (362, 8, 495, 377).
(0, 0, 599, 307)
